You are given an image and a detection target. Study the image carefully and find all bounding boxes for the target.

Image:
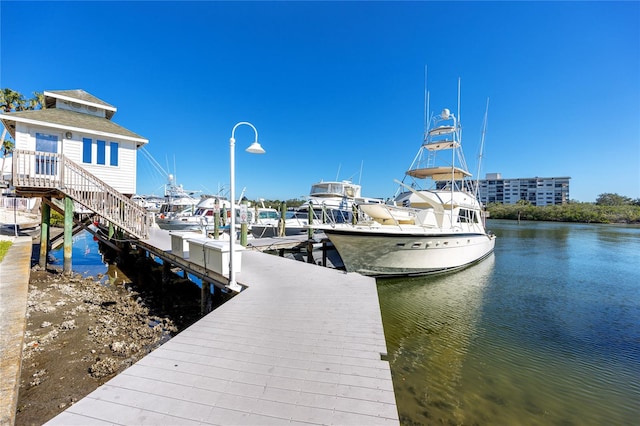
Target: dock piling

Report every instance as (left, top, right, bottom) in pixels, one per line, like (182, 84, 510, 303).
(39, 199, 51, 268)
(63, 196, 73, 273)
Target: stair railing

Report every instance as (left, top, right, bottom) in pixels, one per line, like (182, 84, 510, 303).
(13, 149, 150, 238)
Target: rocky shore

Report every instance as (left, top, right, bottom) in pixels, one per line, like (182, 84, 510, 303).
(15, 257, 212, 425)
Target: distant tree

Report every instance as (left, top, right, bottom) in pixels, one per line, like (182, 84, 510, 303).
(595, 193, 632, 206)
(27, 91, 44, 110)
(0, 88, 25, 112)
(1, 89, 44, 177)
(1, 138, 14, 180)
(1, 138, 13, 156)
(0, 88, 43, 112)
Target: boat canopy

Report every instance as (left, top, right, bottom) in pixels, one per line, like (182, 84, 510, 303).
(428, 125, 455, 136)
(423, 140, 460, 151)
(406, 166, 471, 180)
(309, 181, 360, 198)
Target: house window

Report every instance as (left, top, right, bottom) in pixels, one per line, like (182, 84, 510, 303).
(35, 132, 58, 175)
(82, 138, 92, 163)
(97, 140, 106, 165)
(110, 142, 118, 166)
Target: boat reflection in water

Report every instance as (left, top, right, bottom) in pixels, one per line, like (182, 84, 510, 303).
(377, 253, 495, 424)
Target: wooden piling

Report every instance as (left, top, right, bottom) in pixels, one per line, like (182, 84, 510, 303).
(322, 241, 328, 266)
(279, 201, 286, 237)
(201, 281, 212, 315)
(63, 196, 74, 273)
(240, 200, 248, 246)
(213, 210, 220, 239)
(306, 240, 315, 264)
(307, 200, 314, 240)
(39, 198, 51, 268)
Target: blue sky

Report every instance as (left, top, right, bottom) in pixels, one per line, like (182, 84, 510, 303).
(2, 1, 638, 202)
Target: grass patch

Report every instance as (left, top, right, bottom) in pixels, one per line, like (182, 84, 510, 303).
(0, 240, 12, 263)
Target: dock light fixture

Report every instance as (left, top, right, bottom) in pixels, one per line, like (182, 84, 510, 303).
(228, 121, 265, 292)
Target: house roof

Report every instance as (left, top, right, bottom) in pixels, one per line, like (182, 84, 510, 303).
(44, 89, 117, 119)
(0, 108, 148, 146)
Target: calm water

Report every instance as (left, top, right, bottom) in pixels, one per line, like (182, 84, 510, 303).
(377, 219, 640, 425)
(49, 229, 126, 284)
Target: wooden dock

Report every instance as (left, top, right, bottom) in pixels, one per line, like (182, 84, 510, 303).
(45, 228, 399, 425)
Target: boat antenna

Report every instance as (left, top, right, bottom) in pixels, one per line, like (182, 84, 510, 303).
(475, 97, 490, 198)
(173, 155, 177, 184)
(335, 164, 341, 181)
(358, 160, 364, 185)
(457, 77, 461, 126)
(424, 65, 429, 135)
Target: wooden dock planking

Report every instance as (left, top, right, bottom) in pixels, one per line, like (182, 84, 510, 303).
(46, 231, 399, 425)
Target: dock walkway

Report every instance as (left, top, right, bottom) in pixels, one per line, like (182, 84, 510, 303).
(46, 229, 399, 425)
(0, 235, 33, 426)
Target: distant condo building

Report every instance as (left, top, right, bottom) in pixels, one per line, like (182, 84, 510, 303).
(478, 173, 570, 206)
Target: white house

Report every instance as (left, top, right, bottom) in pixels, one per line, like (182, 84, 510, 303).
(0, 89, 148, 195)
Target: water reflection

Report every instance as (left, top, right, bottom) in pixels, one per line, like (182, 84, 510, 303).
(48, 229, 130, 284)
(377, 254, 495, 424)
(378, 220, 640, 425)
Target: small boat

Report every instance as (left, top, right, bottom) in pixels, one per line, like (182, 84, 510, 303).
(156, 196, 230, 232)
(131, 194, 161, 212)
(250, 210, 309, 238)
(314, 88, 496, 277)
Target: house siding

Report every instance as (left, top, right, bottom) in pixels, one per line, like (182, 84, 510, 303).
(15, 123, 137, 194)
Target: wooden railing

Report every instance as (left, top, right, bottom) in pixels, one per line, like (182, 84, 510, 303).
(12, 150, 150, 239)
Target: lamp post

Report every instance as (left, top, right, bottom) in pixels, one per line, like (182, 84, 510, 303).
(228, 121, 265, 292)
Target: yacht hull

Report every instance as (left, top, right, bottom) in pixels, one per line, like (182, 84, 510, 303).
(323, 228, 496, 276)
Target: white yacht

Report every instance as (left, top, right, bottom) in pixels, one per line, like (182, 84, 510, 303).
(315, 94, 496, 276)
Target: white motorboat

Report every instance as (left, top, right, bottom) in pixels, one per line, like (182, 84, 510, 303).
(299, 179, 383, 224)
(154, 175, 201, 230)
(156, 196, 229, 232)
(315, 93, 496, 276)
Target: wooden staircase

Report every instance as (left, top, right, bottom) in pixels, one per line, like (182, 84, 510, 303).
(12, 150, 150, 239)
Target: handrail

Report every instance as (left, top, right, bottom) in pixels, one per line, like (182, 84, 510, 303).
(12, 150, 150, 238)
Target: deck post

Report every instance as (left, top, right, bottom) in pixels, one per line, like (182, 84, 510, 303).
(322, 241, 328, 266)
(213, 201, 220, 239)
(201, 281, 212, 315)
(279, 201, 286, 237)
(39, 198, 51, 268)
(307, 200, 314, 239)
(307, 240, 315, 264)
(63, 196, 74, 274)
(240, 200, 248, 246)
